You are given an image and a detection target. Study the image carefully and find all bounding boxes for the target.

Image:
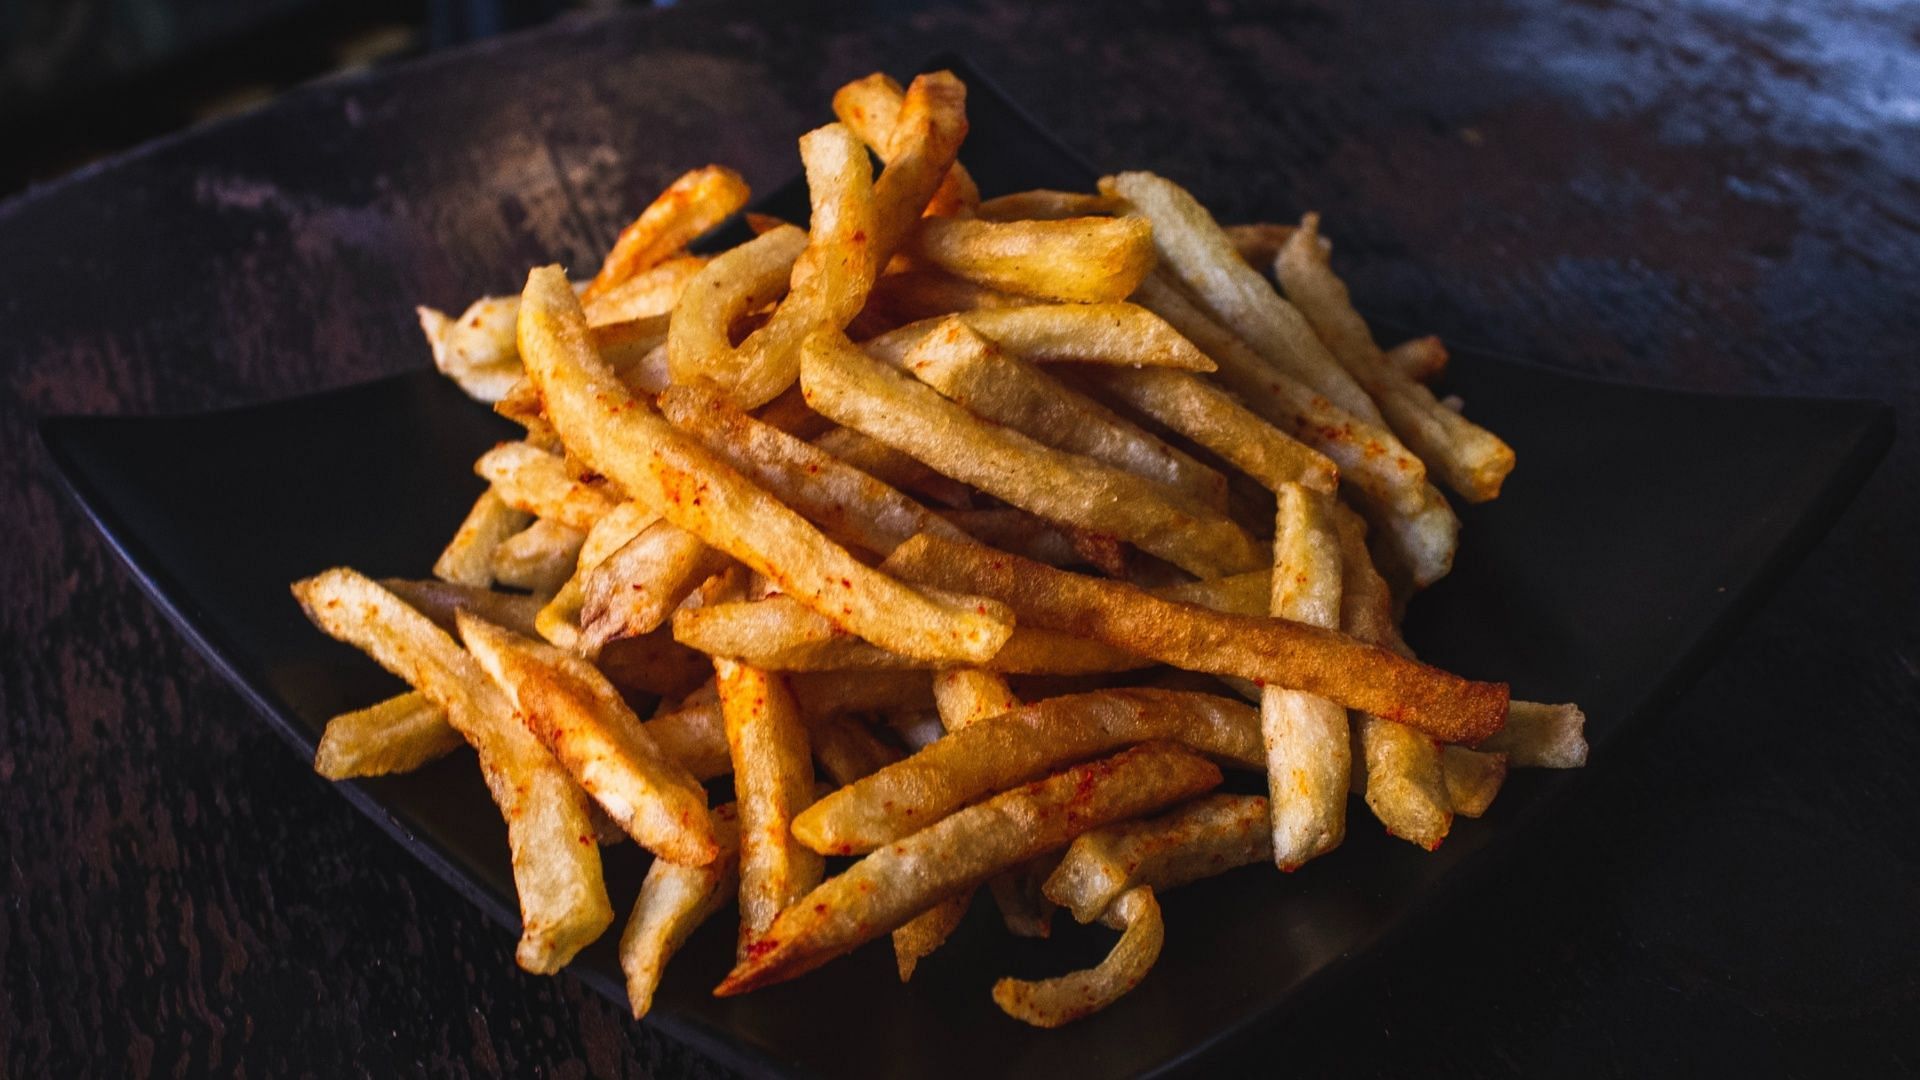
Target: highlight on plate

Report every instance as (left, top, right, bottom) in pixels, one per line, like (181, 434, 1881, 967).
(293, 68, 1587, 1029)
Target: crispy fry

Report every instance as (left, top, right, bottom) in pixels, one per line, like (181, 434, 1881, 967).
(434, 488, 531, 587)
(716, 658, 824, 949)
(813, 425, 975, 509)
(862, 302, 1216, 372)
(992, 885, 1163, 1028)
(475, 441, 623, 532)
(715, 741, 1221, 995)
(1150, 570, 1271, 616)
(892, 891, 970, 982)
(459, 615, 715, 864)
(313, 691, 463, 780)
(906, 216, 1155, 303)
(582, 255, 710, 326)
(418, 296, 523, 403)
(939, 508, 1084, 567)
(578, 519, 733, 653)
(933, 669, 1020, 730)
(292, 569, 611, 973)
(666, 225, 808, 395)
(802, 329, 1261, 577)
(832, 71, 979, 219)
(884, 534, 1509, 741)
(1083, 365, 1338, 495)
(622, 804, 740, 1018)
(792, 688, 1261, 855)
(1441, 745, 1508, 818)
(1261, 484, 1350, 869)
(380, 577, 545, 639)
(1386, 335, 1449, 383)
(520, 266, 1012, 664)
(902, 317, 1228, 510)
(840, 71, 974, 246)
(1276, 215, 1514, 502)
(1478, 701, 1589, 768)
(581, 166, 750, 303)
(489, 518, 584, 594)
(975, 190, 1124, 221)
(1043, 795, 1270, 924)
(1102, 173, 1381, 422)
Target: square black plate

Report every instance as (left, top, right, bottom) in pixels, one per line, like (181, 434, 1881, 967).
(39, 57, 1892, 1080)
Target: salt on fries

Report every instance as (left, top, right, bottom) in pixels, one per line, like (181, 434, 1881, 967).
(295, 69, 1586, 1028)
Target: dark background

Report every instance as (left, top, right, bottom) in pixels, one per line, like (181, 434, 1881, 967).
(3, 0, 1917, 1075)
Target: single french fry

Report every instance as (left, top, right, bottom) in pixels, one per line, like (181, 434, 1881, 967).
(792, 688, 1262, 855)
(832, 71, 980, 220)
(716, 657, 825, 950)
(490, 518, 584, 594)
(621, 804, 740, 1019)
(434, 488, 531, 587)
(313, 691, 463, 780)
(475, 441, 623, 532)
(715, 742, 1222, 995)
(519, 266, 1012, 664)
(292, 569, 611, 973)
(883, 534, 1510, 742)
(992, 885, 1163, 1028)
(418, 296, 524, 403)
(1386, 335, 1449, 383)
(1478, 701, 1589, 768)
(1083, 365, 1338, 495)
(1276, 215, 1514, 502)
(813, 425, 975, 509)
(802, 328, 1261, 577)
(578, 519, 733, 654)
(861, 302, 1217, 373)
(1441, 745, 1508, 818)
(932, 669, 1020, 730)
(1043, 794, 1270, 924)
(906, 216, 1155, 303)
(892, 891, 971, 982)
(380, 577, 546, 639)
(581, 165, 750, 303)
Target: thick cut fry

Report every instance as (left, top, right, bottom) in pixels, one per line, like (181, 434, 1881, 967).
(1150, 570, 1271, 616)
(1084, 365, 1338, 495)
(673, 594, 1149, 675)
(862, 303, 1215, 372)
(582, 255, 710, 326)
(292, 569, 611, 973)
(490, 518, 584, 594)
(520, 266, 1012, 664)
(1441, 745, 1508, 818)
(579, 519, 733, 654)
(1261, 484, 1350, 869)
(906, 216, 1155, 303)
(313, 691, 463, 779)
(933, 669, 1020, 730)
(659, 383, 970, 556)
(852, 71, 973, 253)
(1043, 795, 1270, 924)
(902, 318, 1227, 510)
(475, 442, 623, 532)
(975, 190, 1124, 221)
(992, 886, 1163, 1028)
(715, 742, 1222, 995)
(380, 578, 545, 639)
(813, 425, 975, 509)
(1276, 215, 1514, 502)
(666, 223, 808, 390)
(1478, 701, 1589, 768)
(581, 166, 750, 303)
(535, 501, 660, 649)
(884, 534, 1510, 742)
(793, 688, 1261, 855)
(716, 658, 824, 948)
(459, 615, 716, 865)
(803, 330, 1260, 577)
(434, 488, 531, 587)
(419, 296, 523, 403)
(832, 71, 979, 219)
(1387, 335, 1449, 382)
(622, 804, 740, 1018)
(1102, 172, 1381, 423)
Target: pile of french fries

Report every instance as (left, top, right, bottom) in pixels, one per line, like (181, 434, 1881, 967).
(295, 70, 1588, 1029)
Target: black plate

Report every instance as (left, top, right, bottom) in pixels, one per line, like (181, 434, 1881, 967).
(39, 57, 1892, 1080)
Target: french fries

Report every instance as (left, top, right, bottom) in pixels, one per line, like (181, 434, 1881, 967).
(299, 67, 1581, 1029)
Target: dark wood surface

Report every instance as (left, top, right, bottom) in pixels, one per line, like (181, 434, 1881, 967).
(3, 0, 1915, 1075)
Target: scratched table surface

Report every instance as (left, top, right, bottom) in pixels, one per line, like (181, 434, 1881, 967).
(3, 0, 1916, 1075)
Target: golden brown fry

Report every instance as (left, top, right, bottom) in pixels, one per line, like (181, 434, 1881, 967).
(906, 216, 1155, 304)
(1043, 794, 1270, 924)
(622, 804, 740, 1019)
(434, 488, 531, 587)
(292, 569, 611, 973)
(901, 318, 1228, 510)
(643, 696, 731, 781)
(581, 166, 750, 303)
(716, 658, 824, 949)
(658, 383, 971, 556)
(892, 892, 971, 982)
(1276, 215, 1514, 502)
(379, 577, 546, 639)
(813, 425, 975, 510)
(1150, 570, 1271, 617)
(640, 671, 933, 784)
(578, 519, 733, 654)
(519, 266, 1012, 664)
(490, 518, 585, 594)
(418, 296, 523, 403)
(862, 269, 1027, 326)
(666, 224, 808, 396)
(831, 71, 979, 219)
(715, 741, 1222, 995)
(862, 302, 1216, 372)
(474, 441, 623, 532)
(1083, 365, 1338, 495)
(932, 669, 1020, 730)
(459, 614, 715, 864)
(792, 688, 1262, 855)
(313, 691, 463, 780)
(1354, 717, 1452, 849)
(582, 255, 710, 326)
(534, 501, 659, 649)
(975, 190, 1124, 221)
(1478, 701, 1589, 768)
(939, 509, 1084, 567)
(1261, 484, 1350, 869)
(802, 329, 1261, 577)
(884, 534, 1510, 742)
(992, 885, 1162, 1028)
(1386, 335, 1449, 383)
(1102, 173, 1381, 422)
(1441, 745, 1508, 818)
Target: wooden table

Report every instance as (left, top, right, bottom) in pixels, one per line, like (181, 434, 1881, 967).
(3, 0, 1914, 1074)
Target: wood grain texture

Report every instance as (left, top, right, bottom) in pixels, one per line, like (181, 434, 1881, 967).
(2, 0, 1915, 1075)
